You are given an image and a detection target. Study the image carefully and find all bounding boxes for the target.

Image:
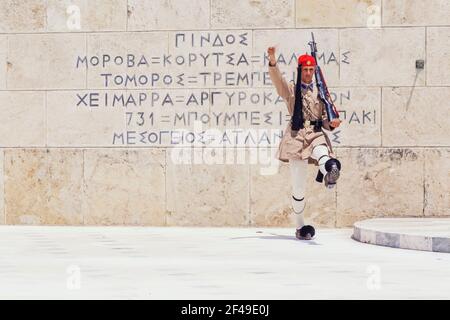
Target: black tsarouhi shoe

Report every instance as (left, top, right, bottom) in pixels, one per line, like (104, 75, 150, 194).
(324, 158, 341, 189)
(295, 225, 315, 240)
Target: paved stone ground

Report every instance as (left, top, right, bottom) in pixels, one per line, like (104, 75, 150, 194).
(0, 226, 449, 299)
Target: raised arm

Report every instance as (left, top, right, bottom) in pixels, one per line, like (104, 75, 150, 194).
(267, 46, 291, 102)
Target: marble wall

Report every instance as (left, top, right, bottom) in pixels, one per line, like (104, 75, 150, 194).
(0, 0, 448, 227)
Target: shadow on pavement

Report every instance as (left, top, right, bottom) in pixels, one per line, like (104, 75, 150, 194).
(229, 232, 321, 245)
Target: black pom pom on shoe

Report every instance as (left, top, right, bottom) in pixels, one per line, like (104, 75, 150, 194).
(296, 225, 316, 240)
(324, 158, 341, 188)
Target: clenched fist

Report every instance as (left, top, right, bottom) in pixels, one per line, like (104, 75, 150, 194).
(329, 118, 341, 128)
(267, 46, 276, 65)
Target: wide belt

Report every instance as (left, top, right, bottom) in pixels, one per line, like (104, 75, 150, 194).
(304, 119, 323, 132)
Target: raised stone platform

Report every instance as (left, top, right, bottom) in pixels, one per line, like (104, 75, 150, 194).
(353, 218, 450, 253)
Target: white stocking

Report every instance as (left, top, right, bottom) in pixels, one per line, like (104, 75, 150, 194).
(289, 158, 308, 229)
(311, 144, 331, 176)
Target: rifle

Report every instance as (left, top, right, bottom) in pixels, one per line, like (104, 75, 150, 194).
(308, 33, 340, 123)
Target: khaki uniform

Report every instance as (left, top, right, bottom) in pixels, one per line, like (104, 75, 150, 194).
(268, 63, 336, 165)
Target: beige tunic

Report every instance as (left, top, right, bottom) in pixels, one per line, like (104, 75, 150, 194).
(268, 63, 337, 165)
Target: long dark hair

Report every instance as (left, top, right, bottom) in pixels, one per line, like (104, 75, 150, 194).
(291, 65, 304, 131)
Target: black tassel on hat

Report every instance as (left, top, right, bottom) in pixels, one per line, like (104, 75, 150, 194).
(291, 65, 304, 135)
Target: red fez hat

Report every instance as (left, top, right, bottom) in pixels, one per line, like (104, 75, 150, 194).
(298, 54, 316, 66)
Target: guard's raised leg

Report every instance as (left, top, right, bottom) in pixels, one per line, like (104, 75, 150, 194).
(311, 144, 341, 189)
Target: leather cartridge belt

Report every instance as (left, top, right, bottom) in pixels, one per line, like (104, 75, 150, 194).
(304, 119, 323, 131)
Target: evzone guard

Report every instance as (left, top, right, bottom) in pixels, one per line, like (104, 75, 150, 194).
(268, 33, 342, 240)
